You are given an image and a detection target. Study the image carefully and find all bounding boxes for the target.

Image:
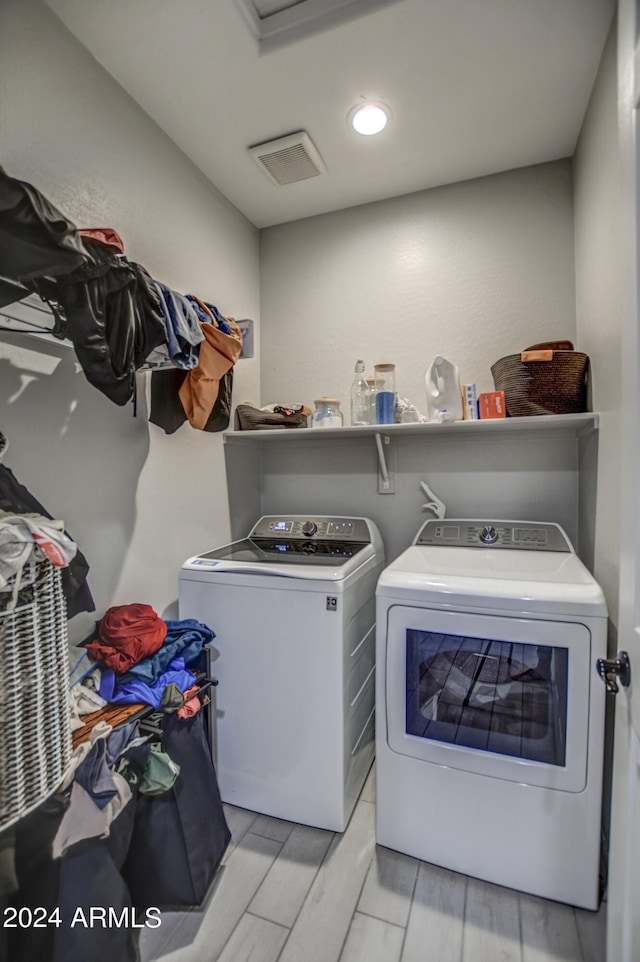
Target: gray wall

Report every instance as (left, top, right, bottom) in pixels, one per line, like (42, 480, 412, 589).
(0, 0, 260, 640)
(224, 425, 588, 565)
(260, 161, 576, 419)
(573, 18, 621, 622)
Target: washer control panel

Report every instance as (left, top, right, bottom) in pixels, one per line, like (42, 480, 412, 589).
(251, 516, 371, 542)
(415, 520, 571, 552)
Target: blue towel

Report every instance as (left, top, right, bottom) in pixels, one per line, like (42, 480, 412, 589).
(100, 657, 196, 709)
(121, 618, 214, 685)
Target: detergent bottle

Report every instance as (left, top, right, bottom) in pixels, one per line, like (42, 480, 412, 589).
(425, 355, 463, 422)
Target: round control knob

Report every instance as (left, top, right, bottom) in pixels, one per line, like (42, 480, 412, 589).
(479, 525, 498, 545)
(301, 520, 317, 537)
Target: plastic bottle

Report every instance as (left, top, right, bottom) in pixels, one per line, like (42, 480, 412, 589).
(374, 363, 396, 424)
(425, 355, 463, 422)
(350, 360, 369, 426)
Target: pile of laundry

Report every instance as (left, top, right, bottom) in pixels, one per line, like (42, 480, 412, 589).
(0, 511, 77, 602)
(0, 430, 94, 617)
(51, 719, 164, 859)
(69, 602, 214, 729)
(56, 601, 218, 860)
(0, 165, 243, 431)
(6, 703, 230, 962)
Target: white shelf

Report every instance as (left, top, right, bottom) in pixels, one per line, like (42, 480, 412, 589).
(224, 412, 599, 444)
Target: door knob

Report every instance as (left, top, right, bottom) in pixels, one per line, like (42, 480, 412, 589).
(596, 651, 631, 694)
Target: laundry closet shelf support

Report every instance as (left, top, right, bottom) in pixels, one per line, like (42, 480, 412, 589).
(375, 432, 395, 495)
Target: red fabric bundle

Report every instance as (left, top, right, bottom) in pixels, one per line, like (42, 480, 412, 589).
(78, 228, 125, 254)
(85, 603, 167, 672)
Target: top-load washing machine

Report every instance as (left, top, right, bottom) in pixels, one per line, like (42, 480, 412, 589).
(179, 515, 384, 832)
(376, 519, 607, 910)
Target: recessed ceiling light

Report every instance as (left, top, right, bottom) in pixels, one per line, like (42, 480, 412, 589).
(349, 102, 390, 136)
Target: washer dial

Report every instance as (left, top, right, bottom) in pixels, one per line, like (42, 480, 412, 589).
(479, 525, 498, 545)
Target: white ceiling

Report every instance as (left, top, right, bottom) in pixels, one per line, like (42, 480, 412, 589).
(44, 0, 615, 229)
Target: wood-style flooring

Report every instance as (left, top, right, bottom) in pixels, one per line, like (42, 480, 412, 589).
(138, 765, 606, 962)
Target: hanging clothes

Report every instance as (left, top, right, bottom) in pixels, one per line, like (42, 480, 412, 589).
(186, 294, 233, 334)
(0, 166, 169, 405)
(154, 282, 203, 369)
(0, 165, 86, 285)
(148, 364, 235, 434)
(51, 239, 167, 406)
(78, 228, 125, 254)
(178, 316, 242, 429)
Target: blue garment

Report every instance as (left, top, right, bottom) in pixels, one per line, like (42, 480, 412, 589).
(185, 295, 233, 335)
(204, 302, 233, 335)
(74, 739, 118, 810)
(99, 657, 195, 709)
(155, 283, 203, 369)
(106, 720, 141, 766)
(121, 619, 214, 685)
(186, 295, 212, 326)
(71, 721, 142, 811)
(68, 645, 99, 689)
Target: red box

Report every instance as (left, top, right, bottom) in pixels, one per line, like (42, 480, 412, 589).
(478, 390, 506, 419)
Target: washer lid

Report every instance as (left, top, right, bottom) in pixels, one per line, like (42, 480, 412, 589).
(377, 545, 607, 617)
(193, 537, 369, 566)
(181, 515, 383, 582)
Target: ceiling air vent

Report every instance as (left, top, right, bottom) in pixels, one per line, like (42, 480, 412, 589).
(248, 131, 326, 186)
(235, 0, 404, 46)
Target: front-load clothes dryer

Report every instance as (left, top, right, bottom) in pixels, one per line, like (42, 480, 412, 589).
(179, 515, 384, 832)
(376, 520, 607, 910)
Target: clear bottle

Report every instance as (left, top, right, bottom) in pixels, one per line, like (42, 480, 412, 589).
(312, 398, 343, 428)
(374, 363, 396, 424)
(350, 360, 369, 426)
(365, 376, 377, 425)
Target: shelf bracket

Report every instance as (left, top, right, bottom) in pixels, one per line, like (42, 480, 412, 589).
(375, 432, 396, 494)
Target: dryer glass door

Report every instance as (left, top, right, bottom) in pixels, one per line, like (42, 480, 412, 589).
(385, 606, 591, 792)
(405, 631, 568, 766)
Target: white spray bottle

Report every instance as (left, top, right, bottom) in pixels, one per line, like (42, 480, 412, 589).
(425, 355, 463, 422)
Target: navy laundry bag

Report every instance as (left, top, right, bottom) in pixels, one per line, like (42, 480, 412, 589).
(9, 791, 138, 962)
(123, 711, 230, 908)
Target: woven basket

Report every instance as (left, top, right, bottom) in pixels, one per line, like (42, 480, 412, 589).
(0, 559, 71, 831)
(235, 403, 308, 430)
(491, 341, 590, 417)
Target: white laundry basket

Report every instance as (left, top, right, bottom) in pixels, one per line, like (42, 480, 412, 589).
(0, 557, 71, 831)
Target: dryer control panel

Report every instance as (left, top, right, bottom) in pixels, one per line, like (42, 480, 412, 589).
(415, 520, 572, 552)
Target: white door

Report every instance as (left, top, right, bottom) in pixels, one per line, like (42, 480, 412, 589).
(607, 1, 640, 958)
(385, 605, 596, 791)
